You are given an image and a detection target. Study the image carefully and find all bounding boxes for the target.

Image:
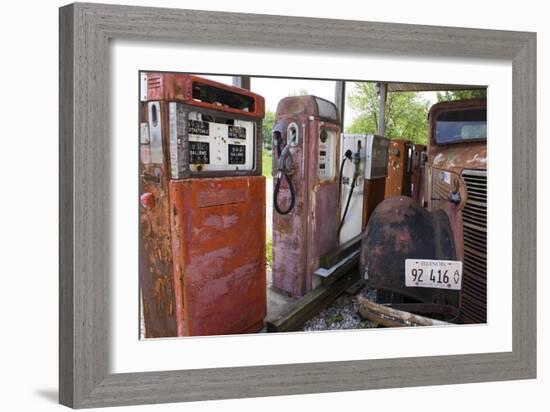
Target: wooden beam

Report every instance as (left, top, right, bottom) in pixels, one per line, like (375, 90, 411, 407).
(266, 269, 361, 332)
(356, 296, 451, 327)
(319, 233, 362, 269)
(377, 81, 387, 135)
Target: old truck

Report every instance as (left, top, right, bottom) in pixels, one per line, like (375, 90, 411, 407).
(361, 98, 487, 324)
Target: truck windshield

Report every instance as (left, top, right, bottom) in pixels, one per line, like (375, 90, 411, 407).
(435, 108, 486, 144)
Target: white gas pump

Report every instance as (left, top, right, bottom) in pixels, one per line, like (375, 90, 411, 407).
(338, 134, 390, 244)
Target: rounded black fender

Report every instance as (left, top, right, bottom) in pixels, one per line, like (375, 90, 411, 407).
(360, 196, 459, 308)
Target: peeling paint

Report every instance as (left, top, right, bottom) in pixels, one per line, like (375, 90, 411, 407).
(272, 96, 341, 297)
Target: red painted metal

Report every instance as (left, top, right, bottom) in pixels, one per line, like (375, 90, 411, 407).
(140, 192, 155, 209)
(272, 96, 341, 297)
(169, 177, 266, 336)
(145, 72, 265, 119)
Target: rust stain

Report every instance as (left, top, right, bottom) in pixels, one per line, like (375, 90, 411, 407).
(139, 164, 178, 337)
(169, 176, 266, 336)
(427, 99, 487, 175)
(361, 196, 459, 309)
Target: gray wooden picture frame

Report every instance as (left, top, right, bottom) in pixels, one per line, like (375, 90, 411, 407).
(59, 2, 536, 408)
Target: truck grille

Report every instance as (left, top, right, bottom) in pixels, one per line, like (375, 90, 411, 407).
(460, 169, 487, 323)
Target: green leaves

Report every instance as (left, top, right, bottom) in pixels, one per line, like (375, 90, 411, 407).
(262, 110, 275, 146)
(346, 82, 430, 144)
(436, 89, 487, 102)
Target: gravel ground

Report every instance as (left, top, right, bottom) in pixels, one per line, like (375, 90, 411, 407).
(301, 286, 378, 331)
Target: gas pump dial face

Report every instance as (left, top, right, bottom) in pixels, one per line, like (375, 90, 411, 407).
(318, 128, 336, 180)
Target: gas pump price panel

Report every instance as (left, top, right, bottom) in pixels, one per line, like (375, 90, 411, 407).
(185, 112, 254, 173)
(318, 128, 337, 180)
(139, 73, 266, 338)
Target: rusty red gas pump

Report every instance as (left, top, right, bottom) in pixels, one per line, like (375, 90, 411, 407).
(139, 73, 266, 337)
(271, 96, 341, 297)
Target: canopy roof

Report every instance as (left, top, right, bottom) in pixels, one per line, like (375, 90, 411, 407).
(385, 82, 486, 93)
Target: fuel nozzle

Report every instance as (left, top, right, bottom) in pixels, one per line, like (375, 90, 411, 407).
(352, 140, 362, 176)
(353, 140, 361, 167)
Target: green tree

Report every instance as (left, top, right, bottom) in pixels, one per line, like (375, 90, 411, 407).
(346, 82, 430, 144)
(436, 89, 487, 102)
(262, 110, 275, 148)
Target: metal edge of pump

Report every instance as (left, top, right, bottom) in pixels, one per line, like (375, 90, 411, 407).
(360, 196, 460, 319)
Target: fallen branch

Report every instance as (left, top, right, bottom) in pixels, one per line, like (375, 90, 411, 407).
(356, 296, 451, 327)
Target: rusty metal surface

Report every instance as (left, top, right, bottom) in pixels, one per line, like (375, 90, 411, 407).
(169, 176, 266, 336)
(384, 139, 411, 198)
(144, 72, 265, 119)
(139, 101, 178, 338)
(427, 99, 487, 177)
(272, 96, 340, 297)
(273, 94, 340, 123)
(460, 170, 487, 323)
(140, 74, 267, 337)
(360, 196, 459, 309)
(427, 99, 487, 324)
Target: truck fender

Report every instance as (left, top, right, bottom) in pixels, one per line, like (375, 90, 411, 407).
(360, 196, 459, 307)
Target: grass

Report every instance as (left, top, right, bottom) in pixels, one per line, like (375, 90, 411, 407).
(263, 148, 273, 265)
(266, 230, 273, 266)
(262, 149, 273, 178)
(325, 313, 344, 327)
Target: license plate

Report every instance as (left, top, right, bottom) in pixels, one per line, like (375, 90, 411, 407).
(405, 259, 463, 290)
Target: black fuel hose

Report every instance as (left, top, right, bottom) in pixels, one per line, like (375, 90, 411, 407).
(273, 134, 296, 215)
(337, 150, 354, 235)
(273, 172, 296, 215)
(337, 156, 348, 203)
(338, 174, 357, 235)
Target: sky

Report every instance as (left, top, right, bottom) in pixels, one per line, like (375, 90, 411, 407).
(202, 74, 438, 128)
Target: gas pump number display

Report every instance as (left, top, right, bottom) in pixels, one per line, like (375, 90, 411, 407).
(187, 111, 254, 172)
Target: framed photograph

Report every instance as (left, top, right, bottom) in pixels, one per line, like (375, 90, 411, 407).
(59, 2, 536, 408)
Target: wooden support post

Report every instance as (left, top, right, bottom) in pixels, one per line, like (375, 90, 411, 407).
(233, 75, 251, 90)
(377, 81, 387, 136)
(335, 80, 346, 125)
